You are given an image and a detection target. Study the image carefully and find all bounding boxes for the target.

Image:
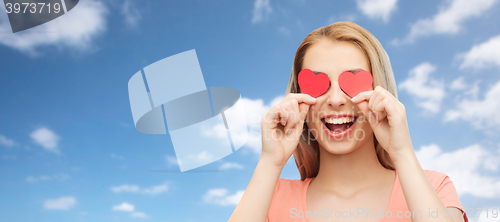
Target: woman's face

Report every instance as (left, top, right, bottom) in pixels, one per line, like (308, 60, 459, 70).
(303, 39, 374, 154)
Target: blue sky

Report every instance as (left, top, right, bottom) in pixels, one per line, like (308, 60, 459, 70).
(1, 0, 500, 221)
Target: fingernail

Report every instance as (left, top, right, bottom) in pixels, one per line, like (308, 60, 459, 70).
(311, 96, 316, 100)
(351, 96, 357, 101)
(287, 129, 292, 134)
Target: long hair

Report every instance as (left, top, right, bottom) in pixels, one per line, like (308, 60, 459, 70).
(286, 21, 397, 180)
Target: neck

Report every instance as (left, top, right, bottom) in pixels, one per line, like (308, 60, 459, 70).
(313, 136, 391, 194)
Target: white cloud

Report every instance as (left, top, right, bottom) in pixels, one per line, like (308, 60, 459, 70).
(399, 63, 445, 113)
(110, 184, 140, 193)
(465, 82, 481, 99)
(393, 0, 498, 44)
(121, 0, 141, 27)
(141, 183, 168, 195)
(195, 96, 282, 155)
(0, 0, 108, 56)
(112, 202, 149, 218)
(445, 80, 500, 129)
(251, 0, 272, 23)
(131, 212, 148, 218)
(161, 95, 284, 170)
(219, 162, 244, 170)
(203, 188, 245, 206)
(43, 196, 77, 210)
(30, 127, 61, 154)
(356, 0, 398, 22)
(111, 182, 168, 195)
(240, 96, 283, 154)
(458, 35, 500, 70)
(449, 77, 467, 90)
(112, 202, 135, 212)
(26, 173, 69, 183)
(416, 144, 500, 198)
(171, 148, 217, 170)
(0, 135, 15, 147)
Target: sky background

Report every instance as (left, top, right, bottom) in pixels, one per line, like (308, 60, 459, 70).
(1, 0, 500, 221)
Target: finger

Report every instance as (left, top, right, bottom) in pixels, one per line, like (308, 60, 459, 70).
(372, 89, 400, 118)
(263, 105, 288, 129)
(355, 101, 379, 127)
(276, 105, 289, 126)
(366, 110, 379, 128)
(355, 100, 370, 114)
(375, 97, 399, 119)
(369, 90, 386, 122)
(368, 87, 383, 111)
(261, 109, 278, 130)
(380, 90, 403, 117)
(372, 102, 387, 122)
(298, 103, 310, 121)
(351, 90, 374, 104)
(278, 99, 295, 128)
(286, 93, 317, 105)
(284, 102, 300, 134)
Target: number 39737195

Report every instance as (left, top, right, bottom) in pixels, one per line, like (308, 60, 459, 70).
(5, 2, 62, 14)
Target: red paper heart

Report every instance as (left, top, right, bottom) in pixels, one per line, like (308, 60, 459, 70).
(338, 70, 373, 98)
(298, 69, 330, 98)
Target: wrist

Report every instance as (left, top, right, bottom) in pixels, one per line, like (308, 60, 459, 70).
(258, 154, 285, 175)
(390, 147, 416, 167)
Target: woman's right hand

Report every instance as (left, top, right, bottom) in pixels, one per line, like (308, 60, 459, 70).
(261, 93, 317, 168)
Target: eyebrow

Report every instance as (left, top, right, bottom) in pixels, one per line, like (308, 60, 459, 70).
(311, 68, 364, 75)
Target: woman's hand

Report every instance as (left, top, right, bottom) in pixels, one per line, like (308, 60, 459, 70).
(351, 86, 413, 160)
(261, 93, 317, 168)
(229, 94, 315, 222)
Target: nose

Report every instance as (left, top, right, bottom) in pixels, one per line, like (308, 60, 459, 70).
(325, 81, 348, 109)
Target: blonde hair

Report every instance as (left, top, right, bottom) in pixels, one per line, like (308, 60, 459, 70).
(286, 21, 396, 180)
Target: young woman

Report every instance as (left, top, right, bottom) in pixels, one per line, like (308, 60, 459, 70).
(229, 22, 467, 222)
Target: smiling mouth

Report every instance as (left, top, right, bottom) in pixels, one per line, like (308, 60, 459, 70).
(321, 116, 358, 135)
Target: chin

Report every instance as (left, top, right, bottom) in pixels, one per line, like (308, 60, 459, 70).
(319, 140, 358, 155)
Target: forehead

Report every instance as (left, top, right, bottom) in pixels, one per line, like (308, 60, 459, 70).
(302, 40, 371, 75)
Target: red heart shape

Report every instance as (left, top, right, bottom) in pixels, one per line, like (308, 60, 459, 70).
(338, 70, 373, 98)
(298, 69, 330, 98)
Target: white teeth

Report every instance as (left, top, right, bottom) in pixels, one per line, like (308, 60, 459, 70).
(324, 117, 354, 124)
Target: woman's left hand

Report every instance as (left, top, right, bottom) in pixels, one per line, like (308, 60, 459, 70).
(351, 86, 413, 159)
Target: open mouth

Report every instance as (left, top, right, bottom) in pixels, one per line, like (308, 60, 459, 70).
(321, 116, 358, 138)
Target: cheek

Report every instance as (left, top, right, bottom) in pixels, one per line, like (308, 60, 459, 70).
(306, 104, 323, 122)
